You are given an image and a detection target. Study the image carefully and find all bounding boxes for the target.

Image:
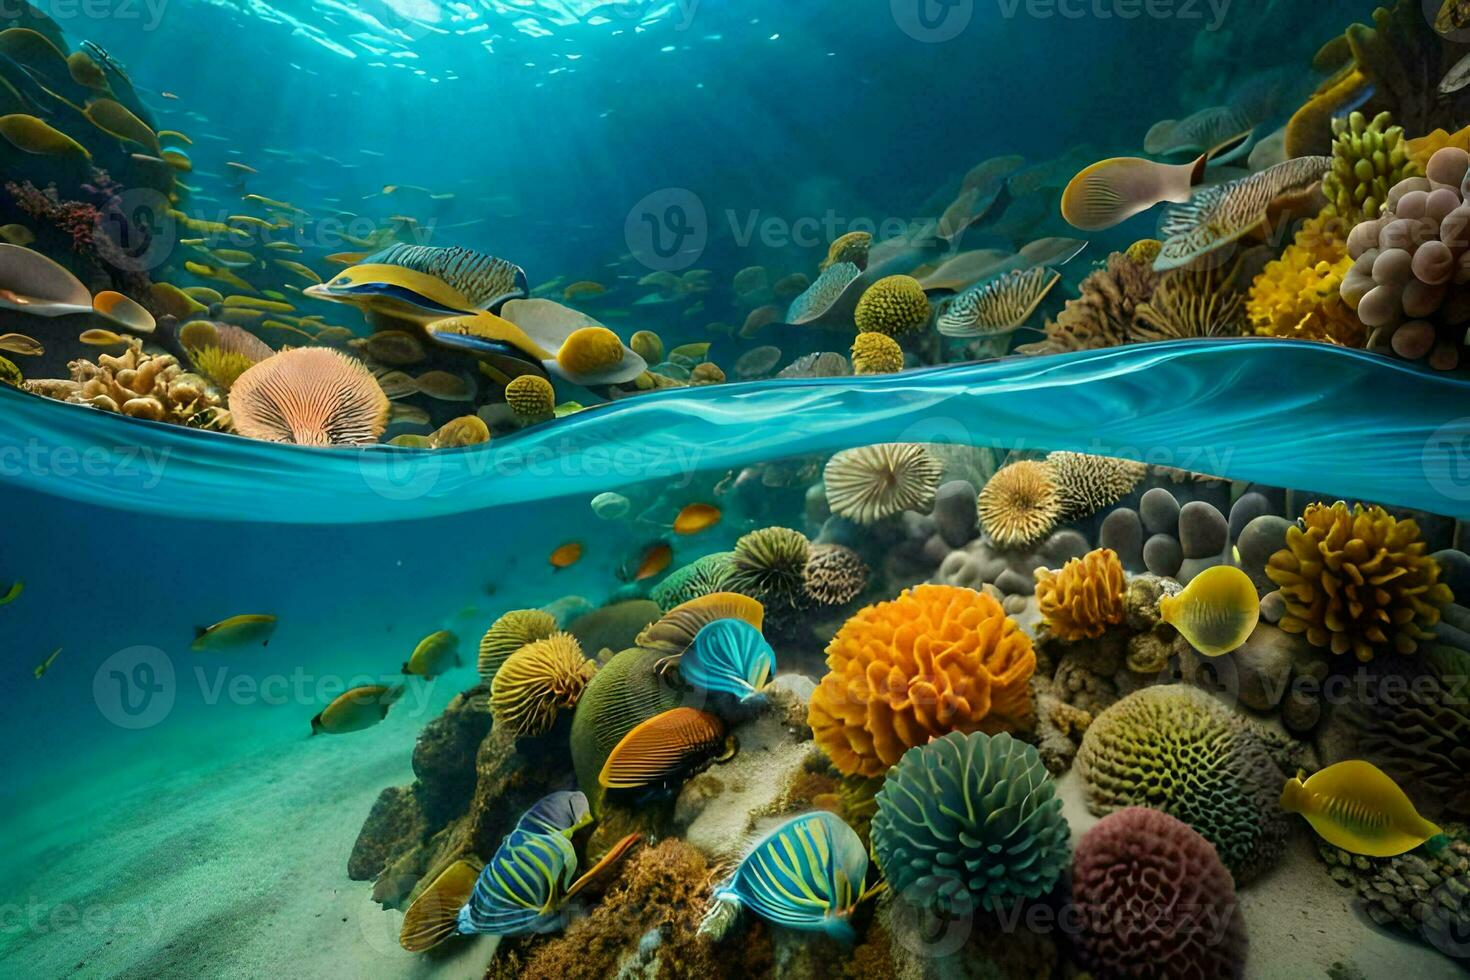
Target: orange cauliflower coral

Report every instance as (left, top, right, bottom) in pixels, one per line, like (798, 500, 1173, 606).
(808, 584, 1036, 777)
(1247, 215, 1363, 346)
(1035, 548, 1128, 641)
(1266, 501, 1455, 662)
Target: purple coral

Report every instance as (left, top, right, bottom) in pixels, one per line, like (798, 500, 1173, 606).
(1070, 807, 1248, 980)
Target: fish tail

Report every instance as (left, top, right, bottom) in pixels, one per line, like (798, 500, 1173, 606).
(399, 860, 480, 952)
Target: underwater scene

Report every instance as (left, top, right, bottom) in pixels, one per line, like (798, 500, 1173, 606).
(4, 0, 1470, 977)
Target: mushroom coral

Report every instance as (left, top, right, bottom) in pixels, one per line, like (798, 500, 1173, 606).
(977, 460, 1062, 550)
(228, 348, 389, 446)
(823, 443, 942, 526)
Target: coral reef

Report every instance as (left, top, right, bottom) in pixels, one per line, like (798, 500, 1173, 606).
(505, 373, 556, 423)
(1248, 214, 1363, 346)
(1321, 111, 1421, 227)
(651, 552, 737, 612)
(977, 460, 1062, 550)
(229, 348, 389, 446)
(1029, 251, 1160, 353)
(803, 543, 869, 607)
(808, 584, 1036, 777)
(1133, 258, 1247, 340)
(850, 331, 904, 374)
(25, 338, 224, 427)
(1045, 450, 1145, 520)
(870, 731, 1069, 915)
(1034, 547, 1128, 641)
(853, 275, 930, 337)
(478, 608, 559, 683)
(823, 443, 941, 526)
(821, 230, 872, 272)
(727, 526, 812, 615)
(489, 632, 598, 737)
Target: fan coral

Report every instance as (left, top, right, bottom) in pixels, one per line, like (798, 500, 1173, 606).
(803, 543, 870, 606)
(505, 374, 555, 423)
(1034, 547, 1127, 641)
(650, 552, 736, 612)
(1045, 450, 1145, 519)
(1247, 215, 1363, 346)
(1029, 252, 1160, 354)
(1071, 807, 1248, 979)
(850, 331, 903, 374)
(1340, 147, 1470, 370)
(1265, 501, 1454, 662)
(727, 527, 811, 613)
(808, 584, 1036, 777)
(1075, 685, 1289, 883)
(489, 632, 597, 737)
(823, 443, 942, 525)
(977, 460, 1062, 550)
(1133, 259, 1247, 340)
(853, 275, 930, 337)
(871, 731, 1069, 915)
(1321, 111, 1421, 227)
(477, 609, 559, 684)
(821, 230, 872, 271)
(228, 348, 389, 446)
(27, 338, 224, 427)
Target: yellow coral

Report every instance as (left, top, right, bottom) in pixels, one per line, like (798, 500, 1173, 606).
(190, 346, 256, 391)
(505, 374, 555, 422)
(1266, 501, 1455, 662)
(557, 327, 624, 376)
(850, 332, 904, 374)
(821, 231, 872, 271)
(978, 460, 1061, 549)
(490, 632, 597, 737)
(853, 275, 930, 338)
(1247, 215, 1363, 347)
(808, 584, 1036, 777)
(1125, 239, 1162, 265)
(1034, 548, 1128, 641)
(1407, 126, 1470, 169)
(1320, 111, 1421, 227)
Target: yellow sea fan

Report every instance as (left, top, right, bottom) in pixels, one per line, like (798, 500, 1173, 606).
(807, 584, 1036, 777)
(854, 275, 930, 338)
(978, 460, 1061, 549)
(1248, 215, 1363, 347)
(490, 631, 597, 737)
(1035, 548, 1128, 641)
(1265, 502, 1455, 663)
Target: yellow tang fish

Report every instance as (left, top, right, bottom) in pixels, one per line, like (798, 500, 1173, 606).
(1158, 565, 1259, 656)
(1281, 760, 1444, 857)
(192, 613, 277, 652)
(402, 629, 460, 678)
(672, 503, 720, 535)
(310, 684, 403, 735)
(32, 647, 60, 679)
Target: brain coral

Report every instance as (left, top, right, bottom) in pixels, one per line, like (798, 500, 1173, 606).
(808, 584, 1036, 778)
(1071, 807, 1248, 979)
(1045, 451, 1146, 520)
(1265, 501, 1454, 662)
(505, 374, 555, 422)
(727, 527, 811, 613)
(1034, 547, 1128, 641)
(853, 275, 931, 337)
(978, 460, 1062, 550)
(1075, 684, 1288, 883)
(1247, 215, 1363, 346)
(871, 731, 1069, 914)
(803, 543, 870, 606)
(477, 609, 559, 684)
(823, 443, 942, 525)
(850, 331, 904, 374)
(489, 632, 597, 737)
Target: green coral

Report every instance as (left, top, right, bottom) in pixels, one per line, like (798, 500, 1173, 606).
(649, 552, 736, 612)
(1075, 684, 1289, 884)
(1321, 111, 1422, 227)
(568, 646, 682, 807)
(871, 731, 1070, 914)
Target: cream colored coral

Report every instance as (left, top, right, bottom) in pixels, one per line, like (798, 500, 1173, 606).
(28, 339, 227, 428)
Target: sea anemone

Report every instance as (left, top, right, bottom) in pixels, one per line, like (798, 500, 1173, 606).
(853, 275, 930, 337)
(478, 609, 559, 684)
(504, 373, 556, 423)
(821, 230, 872, 271)
(803, 543, 870, 606)
(808, 584, 1036, 777)
(871, 731, 1069, 915)
(727, 527, 811, 613)
(228, 348, 389, 446)
(1028, 252, 1160, 354)
(490, 631, 597, 738)
(1133, 259, 1247, 340)
(977, 460, 1062, 549)
(181, 321, 274, 391)
(1247, 215, 1363, 346)
(557, 326, 624, 376)
(1075, 684, 1289, 883)
(1266, 501, 1454, 662)
(649, 552, 737, 612)
(1045, 450, 1145, 519)
(1071, 807, 1248, 979)
(1034, 547, 1128, 641)
(1320, 110, 1421, 227)
(823, 443, 942, 525)
(850, 331, 904, 374)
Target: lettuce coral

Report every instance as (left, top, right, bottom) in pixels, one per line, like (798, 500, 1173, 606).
(808, 584, 1036, 777)
(1034, 547, 1128, 641)
(1247, 214, 1363, 346)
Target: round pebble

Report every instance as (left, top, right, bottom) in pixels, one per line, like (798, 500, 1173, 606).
(1178, 500, 1228, 559)
(1143, 533, 1183, 578)
(1139, 487, 1180, 535)
(1227, 492, 1272, 541)
(1099, 507, 1144, 571)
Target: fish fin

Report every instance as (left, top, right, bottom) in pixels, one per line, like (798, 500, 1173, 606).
(542, 347, 647, 388)
(564, 833, 640, 901)
(399, 860, 480, 952)
(1199, 128, 1255, 176)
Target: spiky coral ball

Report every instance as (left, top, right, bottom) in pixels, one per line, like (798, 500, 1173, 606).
(505, 374, 556, 422)
(557, 326, 624, 375)
(823, 443, 942, 525)
(477, 609, 558, 684)
(803, 543, 870, 606)
(821, 230, 872, 271)
(977, 460, 1061, 550)
(728, 527, 811, 613)
(850, 331, 904, 374)
(1072, 807, 1248, 979)
(1045, 451, 1146, 519)
(854, 275, 930, 338)
(808, 585, 1036, 777)
(490, 632, 597, 737)
(1321, 110, 1421, 227)
(1076, 685, 1289, 883)
(871, 731, 1069, 914)
(1034, 547, 1127, 641)
(1266, 501, 1454, 662)
(1247, 215, 1363, 347)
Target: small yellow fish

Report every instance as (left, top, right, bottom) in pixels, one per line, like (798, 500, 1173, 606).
(158, 129, 192, 144)
(1281, 761, 1444, 857)
(326, 251, 372, 266)
(0, 580, 22, 605)
(0, 223, 34, 245)
(32, 647, 60, 679)
(402, 630, 460, 678)
(265, 241, 302, 253)
(310, 684, 403, 735)
(563, 280, 607, 300)
(79, 328, 126, 346)
(223, 295, 293, 313)
(550, 541, 583, 569)
(630, 542, 673, 581)
(212, 248, 258, 268)
(226, 161, 258, 174)
(673, 503, 721, 535)
(1158, 565, 1259, 656)
(0, 333, 44, 356)
(184, 261, 256, 294)
(229, 214, 276, 231)
(192, 614, 277, 652)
